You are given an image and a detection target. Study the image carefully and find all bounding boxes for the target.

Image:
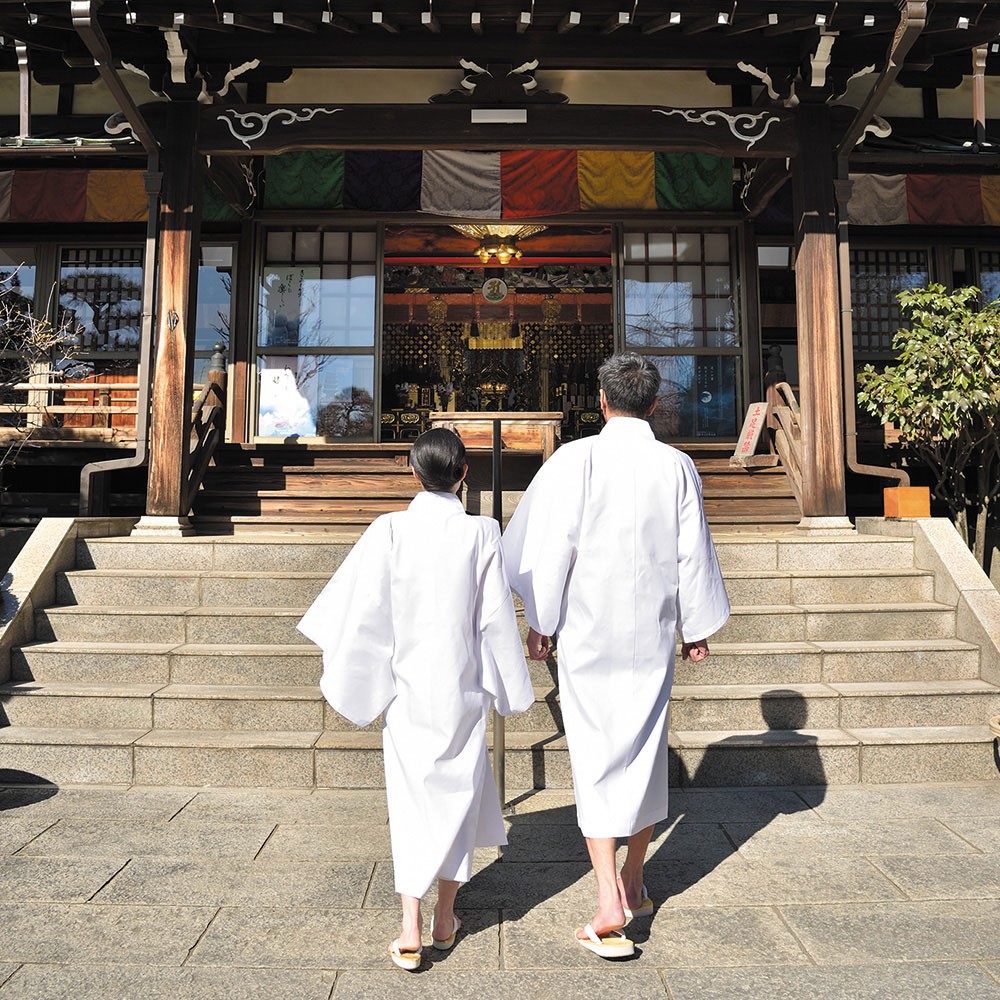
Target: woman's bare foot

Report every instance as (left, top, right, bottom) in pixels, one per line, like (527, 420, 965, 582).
(431, 907, 458, 944)
(575, 902, 626, 941)
(396, 896, 423, 953)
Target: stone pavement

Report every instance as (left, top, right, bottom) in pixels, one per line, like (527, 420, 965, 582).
(1, 781, 1000, 999)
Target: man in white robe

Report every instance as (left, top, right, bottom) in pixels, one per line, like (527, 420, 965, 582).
(502, 352, 730, 955)
(298, 429, 533, 967)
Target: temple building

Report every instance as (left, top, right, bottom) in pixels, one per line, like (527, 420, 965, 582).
(0, 1, 997, 534)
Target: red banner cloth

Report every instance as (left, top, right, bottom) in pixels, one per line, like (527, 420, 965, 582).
(9, 170, 88, 223)
(906, 174, 984, 226)
(501, 150, 579, 218)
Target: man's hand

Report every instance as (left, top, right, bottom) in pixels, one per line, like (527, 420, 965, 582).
(527, 627, 551, 661)
(681, 639, 710, 662)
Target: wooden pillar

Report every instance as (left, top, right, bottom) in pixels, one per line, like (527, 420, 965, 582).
(791, 106, 849, 527)
(136, 104, 202, 534)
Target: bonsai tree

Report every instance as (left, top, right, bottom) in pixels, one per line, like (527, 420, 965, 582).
(857, 283, 1000, 567)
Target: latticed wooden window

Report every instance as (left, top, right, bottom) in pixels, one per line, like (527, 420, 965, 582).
(849, 248, 929, 359)
(977, 250, 1000, 305)
(59, 246, 143, 353)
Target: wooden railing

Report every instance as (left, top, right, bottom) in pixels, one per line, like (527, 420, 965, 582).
(185, 356, 228, 513)
(0, 377, 141, 443)
(767, 380, 803, 509)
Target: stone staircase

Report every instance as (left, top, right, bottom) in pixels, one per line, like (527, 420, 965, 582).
(1, 531, 998, 788)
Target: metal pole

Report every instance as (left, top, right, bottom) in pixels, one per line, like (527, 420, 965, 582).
(491, 417, 506, 807)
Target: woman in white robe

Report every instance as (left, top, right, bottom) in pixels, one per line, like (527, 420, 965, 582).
(298, 428, 532, 970)
(502, 352, 730, 956)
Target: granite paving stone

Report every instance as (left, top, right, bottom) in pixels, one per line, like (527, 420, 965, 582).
(333, 969, 668, 999)
(92, 859, 373, 907)
(255, 823, 391, 862)
(664, 962, 1000, 1000)
(796, 781, 1000, 820)
(0, 817, 56, 856)
(652, 854, 905, 907)
(189, 906, 500, 970)
(0, 785, 195, 821)
(0, 965, 337, 1000)
(870, 854, 1000, 899)
(15, 819, 275, 860)
(175, 788, 388, 825)
(0, 857, 128, 902)
(726, 816, 976, 857)
(937, 816, 1000, 852)
(504, 905, 810, 969)
(780, 899, 1000, 964)
(0, 903, 216, 965)
(0, 780, 998, 995)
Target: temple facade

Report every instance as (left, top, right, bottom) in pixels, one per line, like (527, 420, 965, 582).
(0, 1, 997, 533)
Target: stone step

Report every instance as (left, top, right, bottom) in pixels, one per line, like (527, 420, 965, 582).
(713, 536, 916, 573)
(668, 680, 1000, 731)
(34, 599, 957, 647)
(716, 604, 957, 643)
(76, 533, 918, 576)
(7, 675, 994, 738)
(75, 537, 355, 573)
(56, 570, 332, 609)
(1, 723, 994, 788)
(722, 569, 935, 606)
(33, 607, 312, 645)
(54, 565, 938, 611)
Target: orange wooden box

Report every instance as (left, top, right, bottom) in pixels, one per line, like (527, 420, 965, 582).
(883, 486, 931, 518)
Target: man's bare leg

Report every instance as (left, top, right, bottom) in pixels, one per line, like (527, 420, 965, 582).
(576, 836, 626, 939)
(617, 824, 655, 911)
(432, 878, 460, 941)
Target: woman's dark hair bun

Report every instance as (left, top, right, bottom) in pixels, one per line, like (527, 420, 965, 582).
(410, 427, 466, 492)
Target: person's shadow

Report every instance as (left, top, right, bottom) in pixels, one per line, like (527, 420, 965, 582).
(444, 689, 827, 958)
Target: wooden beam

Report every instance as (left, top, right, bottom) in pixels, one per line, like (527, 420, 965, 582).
(321, 11, 357, 33)
(172, 13, 232, 32)
(741, 157, 790, 218)
(557, 11, 581, 33)
(791, 105, 846, 520)
(516, 10, 531, 34)
(600, 11, 630, 35)
(836, 1, 927, 158)
(200, 102, 798, 157)
(421, 10, 440, 33)
(727, 13, 779, 35)
(642, 11, 680, 34)
(273, 12, 317, 33)
(372, 11, 399, 34)
(222, 12, 275, 33)
(471, 11, 483, 35)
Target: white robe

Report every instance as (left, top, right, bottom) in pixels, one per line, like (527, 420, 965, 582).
(502, 417, 730, 838)
(297, 490, 533, 899)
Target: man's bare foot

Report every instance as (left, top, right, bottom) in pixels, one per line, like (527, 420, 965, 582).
(617, 872, 645, 911)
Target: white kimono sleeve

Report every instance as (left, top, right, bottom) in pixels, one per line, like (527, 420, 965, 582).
(478, 523, 534, 717)
(676, 454, 731, 643)
(501, 449, 585, 637)
(296, 516, 396, 727)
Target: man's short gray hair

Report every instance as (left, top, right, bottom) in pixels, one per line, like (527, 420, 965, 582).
(598, 352, 661, 417)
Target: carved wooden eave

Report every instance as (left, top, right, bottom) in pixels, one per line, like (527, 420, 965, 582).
(197, 103, 797, 157)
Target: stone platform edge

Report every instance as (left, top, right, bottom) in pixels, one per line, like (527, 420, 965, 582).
(857, 516, 1000, 689)
(0, 517, 138, 682)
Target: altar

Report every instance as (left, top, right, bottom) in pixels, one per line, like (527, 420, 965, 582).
(428, 411, 564, 462)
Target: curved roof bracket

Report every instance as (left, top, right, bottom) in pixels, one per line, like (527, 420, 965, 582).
(70, 0, 159, 154)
